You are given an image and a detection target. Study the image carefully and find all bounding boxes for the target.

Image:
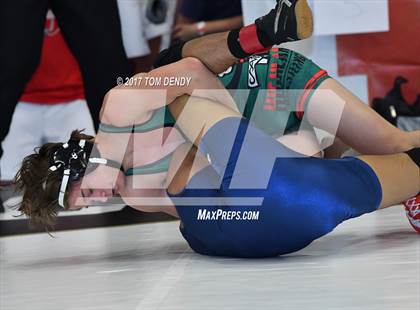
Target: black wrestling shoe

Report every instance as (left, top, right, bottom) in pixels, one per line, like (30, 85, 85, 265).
(384, 76, 412, 116)
(396, 100, 415, 117)
(411, 94, 420, 116)
(386, 76, 408, 102)
(255, 0, 313, 47)
(372, 76, 416, 125)
(372, 98, 399, 125)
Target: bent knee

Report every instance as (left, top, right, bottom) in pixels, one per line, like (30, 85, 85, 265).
(182, 57, 207, 74)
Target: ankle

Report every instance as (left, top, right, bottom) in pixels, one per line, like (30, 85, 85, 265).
(227, 26, 271, 59)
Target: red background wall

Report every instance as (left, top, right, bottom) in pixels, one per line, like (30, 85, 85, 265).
(336, 0, 420, 104)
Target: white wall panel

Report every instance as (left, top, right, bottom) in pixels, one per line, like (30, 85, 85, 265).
(241, 0, 389, 35)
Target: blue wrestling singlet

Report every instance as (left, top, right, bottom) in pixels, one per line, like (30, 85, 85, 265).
(168, 118, 383, 258)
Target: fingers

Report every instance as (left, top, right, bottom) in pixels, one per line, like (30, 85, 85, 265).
(172, 24, 184, 40)
(172, 23, 197, 41)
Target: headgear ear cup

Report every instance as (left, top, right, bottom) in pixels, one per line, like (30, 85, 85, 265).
(49, 140, 94, 183)
(146, 0, 168, 25)
(48, 139, 124, 208)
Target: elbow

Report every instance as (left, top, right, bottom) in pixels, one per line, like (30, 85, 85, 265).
(99, 89, 130, 127)
(99, 90, 111, 124)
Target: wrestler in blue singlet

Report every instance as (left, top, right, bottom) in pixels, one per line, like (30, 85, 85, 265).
(168, 118, 383, 258)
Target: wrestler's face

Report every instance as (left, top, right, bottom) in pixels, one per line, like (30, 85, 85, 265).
(66, 169, 126, 210)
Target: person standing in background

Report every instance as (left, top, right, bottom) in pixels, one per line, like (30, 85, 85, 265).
(173, 0, 243, 41)
(0, 11, 95, 211)
(118, 0, 177, 73)
(0, 0, 130, 172)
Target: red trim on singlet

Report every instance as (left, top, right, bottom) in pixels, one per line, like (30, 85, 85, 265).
(268, 82, 276, 89)
(239, 24, 271, 55)
(295, 70, 328, 119)
(265, 56, 280, 110)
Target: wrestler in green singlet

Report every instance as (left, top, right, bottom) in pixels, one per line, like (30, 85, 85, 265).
(99, 48, 330, 176)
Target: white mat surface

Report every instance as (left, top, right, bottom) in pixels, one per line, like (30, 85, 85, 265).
(1, 207, 419, 310)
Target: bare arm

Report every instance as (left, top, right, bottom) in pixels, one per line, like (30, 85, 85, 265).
(89, 58, 237, 183)
(182, 32, 238, 74)
(176, 13, 193, 25)
(100, 57, 237, 127)
(173, 16, 244, 41)
(201, 16, 243, 34)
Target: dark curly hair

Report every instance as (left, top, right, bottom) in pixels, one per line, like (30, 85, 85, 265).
(14, 130, 94, 230)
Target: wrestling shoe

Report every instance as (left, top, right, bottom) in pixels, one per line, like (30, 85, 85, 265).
(404, 195, 420, 233)
(385, 76, 412, 116)
(386, 76, 408, 103)
(372, 76, 414, 125)
(255, 0, 313, 47)
(411, 94, 420, 116)
(372, 98, 399, 126)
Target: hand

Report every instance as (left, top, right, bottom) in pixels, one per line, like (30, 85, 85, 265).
(68, 165, 125, 209)
(172, 23, 199, 41)
(81, 164, 122, 194)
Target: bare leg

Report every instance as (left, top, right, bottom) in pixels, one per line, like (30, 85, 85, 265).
(307, 79, 420, 155)
(358, 154, 419, 208)
(168, 94, 420, 209)
(182, 32, 237, 74)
